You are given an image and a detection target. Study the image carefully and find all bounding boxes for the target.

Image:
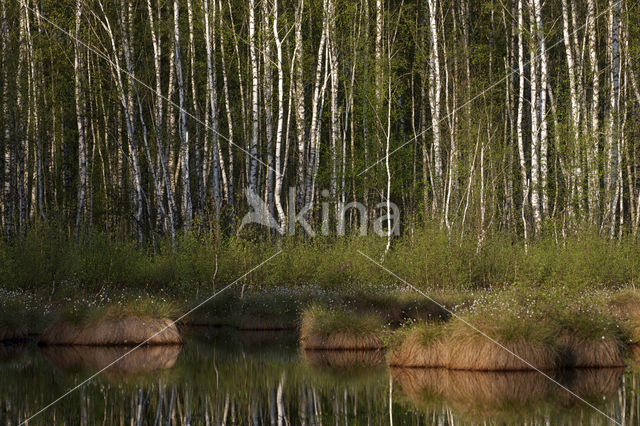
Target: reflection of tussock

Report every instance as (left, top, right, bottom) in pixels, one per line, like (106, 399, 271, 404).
(303, 349, 385, 369)
(39, 317, 183, 345)
(392, 366, 623, 422)
(391, 367, 448, 404)
(301, 331, 383, 349)
(0, 324, 29, 342)
(561, 368, 623, 402)
(41, 345, 182, 375)
(559, 335, 625, 367)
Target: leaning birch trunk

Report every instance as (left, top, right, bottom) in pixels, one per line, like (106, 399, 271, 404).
(174, 0, 193, 228)
(146, 0, 175, 240)
(217, 0, 234, 220)
(273, 0, 286, 231)
(187, 0, 205, 214)
(98, 0, 144, 240)
(304, 3, 328, 208)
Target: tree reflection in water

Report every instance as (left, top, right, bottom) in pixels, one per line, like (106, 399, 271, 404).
(0, 329, 636, 425)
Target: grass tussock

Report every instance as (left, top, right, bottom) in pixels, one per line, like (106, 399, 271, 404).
(300, 305, 386, 350)
(390, 285, 630, 370)
(558, 334, 625, 368)
(445, 324, 560, 371)
(389, 322, 447, 367)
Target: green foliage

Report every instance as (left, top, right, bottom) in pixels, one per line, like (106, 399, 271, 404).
(302, 305, 385, 336)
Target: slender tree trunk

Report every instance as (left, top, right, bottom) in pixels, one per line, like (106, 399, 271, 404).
(293, 0, 306, 211)
(427, 0, 442, 213)
(562, 0, 583, 223)
(529, 1, 541, 232)
(203, 0, 222, 223)
(1, 0, 12, 236)
(174, 0, 193, 228)
(516, 0, 529, 243)
(218, 0, 234, 220)
(273, 0, 286, 231)
(587, 0, 600, 225)
(74, 0, 87, 234)
(248, 0, 259, 194)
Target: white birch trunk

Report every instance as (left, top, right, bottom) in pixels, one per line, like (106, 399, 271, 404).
(516, 0, 529, 243)
(203, 0, 222, 221)
(427, 0, 442, 211)
(248, 0, 259, 194)
(273, 0, 286, 231)
(587, 0, 600, 224)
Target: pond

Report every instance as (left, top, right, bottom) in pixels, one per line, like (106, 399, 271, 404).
(0, 327, 637, 425)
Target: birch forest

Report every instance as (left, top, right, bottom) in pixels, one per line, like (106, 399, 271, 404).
(1, 0, 640, 243)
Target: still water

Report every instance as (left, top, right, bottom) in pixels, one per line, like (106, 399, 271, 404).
(0, 327, 637, 425)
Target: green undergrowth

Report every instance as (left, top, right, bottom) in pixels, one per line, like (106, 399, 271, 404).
(301, 305, 386, 336)
(60, 295, 182, 325)
(2, 224, 639, 295)
(1, 223, 640, 330)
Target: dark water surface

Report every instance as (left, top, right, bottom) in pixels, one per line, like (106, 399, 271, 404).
(0, 328, 637, 425)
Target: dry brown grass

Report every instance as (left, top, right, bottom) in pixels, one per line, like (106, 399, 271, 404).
(609, 289, 640, 320)
(39, 317, 183, 346)
(445, 334, 559, 371)
(41, 344, 181, 374)
(0, 324, 29, 342)
(389, 325, 446, 367)
(303, 349, 386, 368)
(558, 334, 625, 367)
